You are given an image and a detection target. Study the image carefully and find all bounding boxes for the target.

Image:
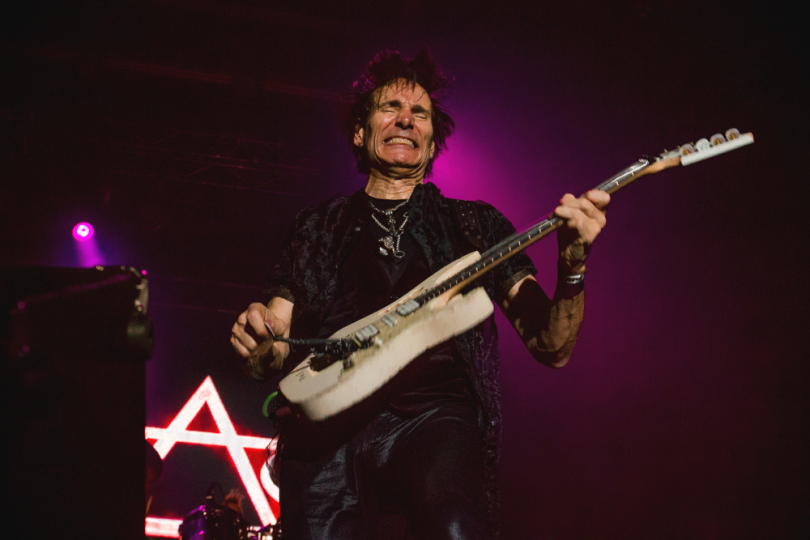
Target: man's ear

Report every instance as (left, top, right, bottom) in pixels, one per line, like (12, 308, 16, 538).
(353, 126, 364, 147)
(429, 141, 435, 159)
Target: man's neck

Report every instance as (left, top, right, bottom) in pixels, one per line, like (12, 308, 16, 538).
(364, 169, 424, 200)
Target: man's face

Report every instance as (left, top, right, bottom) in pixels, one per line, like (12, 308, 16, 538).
(354, 79, 435, 178)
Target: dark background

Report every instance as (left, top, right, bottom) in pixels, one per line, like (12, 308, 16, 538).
(1, 1, 807, 538)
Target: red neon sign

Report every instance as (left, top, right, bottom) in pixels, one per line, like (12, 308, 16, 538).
(145, 376, 278, 537)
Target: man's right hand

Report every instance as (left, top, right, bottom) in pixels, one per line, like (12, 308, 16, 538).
(231, 298, 293, 379)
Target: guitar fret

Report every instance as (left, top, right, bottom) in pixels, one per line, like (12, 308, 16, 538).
(420, 153, 676, 308)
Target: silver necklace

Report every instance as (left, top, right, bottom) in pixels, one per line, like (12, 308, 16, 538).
(369, 200, 409, 259)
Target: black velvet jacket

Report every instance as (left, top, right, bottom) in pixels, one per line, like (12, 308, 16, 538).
(265, 182, 536, 538)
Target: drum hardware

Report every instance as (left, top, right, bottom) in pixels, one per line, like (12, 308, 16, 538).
(252, 520, 281, 540)
(178, 482, 248, 540)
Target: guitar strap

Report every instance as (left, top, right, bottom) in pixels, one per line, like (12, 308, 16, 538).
(449, 199, 486, 252)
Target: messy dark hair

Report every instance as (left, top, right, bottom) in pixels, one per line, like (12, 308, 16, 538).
(342, 49, 455, 177)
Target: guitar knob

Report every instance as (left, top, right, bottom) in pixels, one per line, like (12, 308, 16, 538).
(679, 143, 695, 156)
(725, 128, 741, 140)
(710, 133, 726, 146)
(695, 138, 711, 152)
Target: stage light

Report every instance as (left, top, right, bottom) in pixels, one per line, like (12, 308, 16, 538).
(72, 222, 95, 241)
(71, 222, 104, 266)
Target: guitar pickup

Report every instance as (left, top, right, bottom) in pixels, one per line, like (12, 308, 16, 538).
(353, 324, 379, 344)
(396, 299, 420, 317)
(381, 314, 397, 327)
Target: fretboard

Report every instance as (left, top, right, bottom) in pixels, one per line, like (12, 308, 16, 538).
(416, 158, 655, 304)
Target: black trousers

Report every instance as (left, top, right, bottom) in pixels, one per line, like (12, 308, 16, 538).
(278, 401, 487, 540)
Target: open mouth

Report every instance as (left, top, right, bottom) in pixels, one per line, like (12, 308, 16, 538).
(384, 137, 416, 148)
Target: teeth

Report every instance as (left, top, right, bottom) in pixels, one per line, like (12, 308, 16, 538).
(386, 137, 415, 148)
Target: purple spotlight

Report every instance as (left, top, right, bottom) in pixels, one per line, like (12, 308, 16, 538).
(72, 222, 95, 241)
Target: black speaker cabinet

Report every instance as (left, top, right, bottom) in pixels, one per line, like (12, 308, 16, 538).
(1, 266, 153, 539)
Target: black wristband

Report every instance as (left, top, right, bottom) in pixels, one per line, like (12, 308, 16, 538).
(557, 273, 585, 299)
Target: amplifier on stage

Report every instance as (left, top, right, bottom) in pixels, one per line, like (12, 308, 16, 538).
(1, 266, 153, 540)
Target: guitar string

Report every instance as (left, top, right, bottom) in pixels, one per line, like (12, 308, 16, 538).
(415, 158, 654, 303)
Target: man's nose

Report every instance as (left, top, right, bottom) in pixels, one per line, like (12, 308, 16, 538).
(395, 108, 414, 128)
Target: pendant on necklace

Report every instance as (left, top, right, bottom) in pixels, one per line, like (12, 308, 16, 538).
(379, 236, 395, 256)
(379, 236, 396, 257)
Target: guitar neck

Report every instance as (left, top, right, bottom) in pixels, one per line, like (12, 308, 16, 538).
(417, 131, 753, 305)
(416, 158, 660, 304)
(479, 157, 661, 260)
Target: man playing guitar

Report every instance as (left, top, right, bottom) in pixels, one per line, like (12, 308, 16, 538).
(231, 49, 608, 540)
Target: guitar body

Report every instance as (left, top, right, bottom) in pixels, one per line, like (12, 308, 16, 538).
(279, 252, 494, 421)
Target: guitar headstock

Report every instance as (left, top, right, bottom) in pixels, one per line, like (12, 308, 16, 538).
(664, 128, 754, 164)
(598, 129, 754, 193)
(641, 128, 754, 175)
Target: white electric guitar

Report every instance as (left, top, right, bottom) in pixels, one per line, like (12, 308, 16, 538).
(278, 130, 754, 421)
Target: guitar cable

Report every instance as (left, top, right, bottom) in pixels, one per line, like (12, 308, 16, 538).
(265, 321, 358, 356)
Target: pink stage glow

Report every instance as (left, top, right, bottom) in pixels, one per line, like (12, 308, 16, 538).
(145, 376, 278, 537)
(72, 222, 95, 241)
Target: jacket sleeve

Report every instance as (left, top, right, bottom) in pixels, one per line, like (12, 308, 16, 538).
(263, 209, 307, 304)
(476, 201, 537, 305)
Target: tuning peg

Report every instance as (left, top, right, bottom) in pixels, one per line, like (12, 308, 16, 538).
(695, 138, 711, 152)
(710, 133, 726, 146)
(725, 128, 741, 140)
(679, 143, 695, 156)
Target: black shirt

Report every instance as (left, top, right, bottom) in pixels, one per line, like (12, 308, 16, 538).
(317, 193, 474, 414)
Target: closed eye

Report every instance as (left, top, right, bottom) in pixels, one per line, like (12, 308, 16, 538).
(379, 99, 402, 113)
(411, 105, 430, 119)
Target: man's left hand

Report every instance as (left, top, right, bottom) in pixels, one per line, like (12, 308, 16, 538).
(554, 190, 610, 274)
